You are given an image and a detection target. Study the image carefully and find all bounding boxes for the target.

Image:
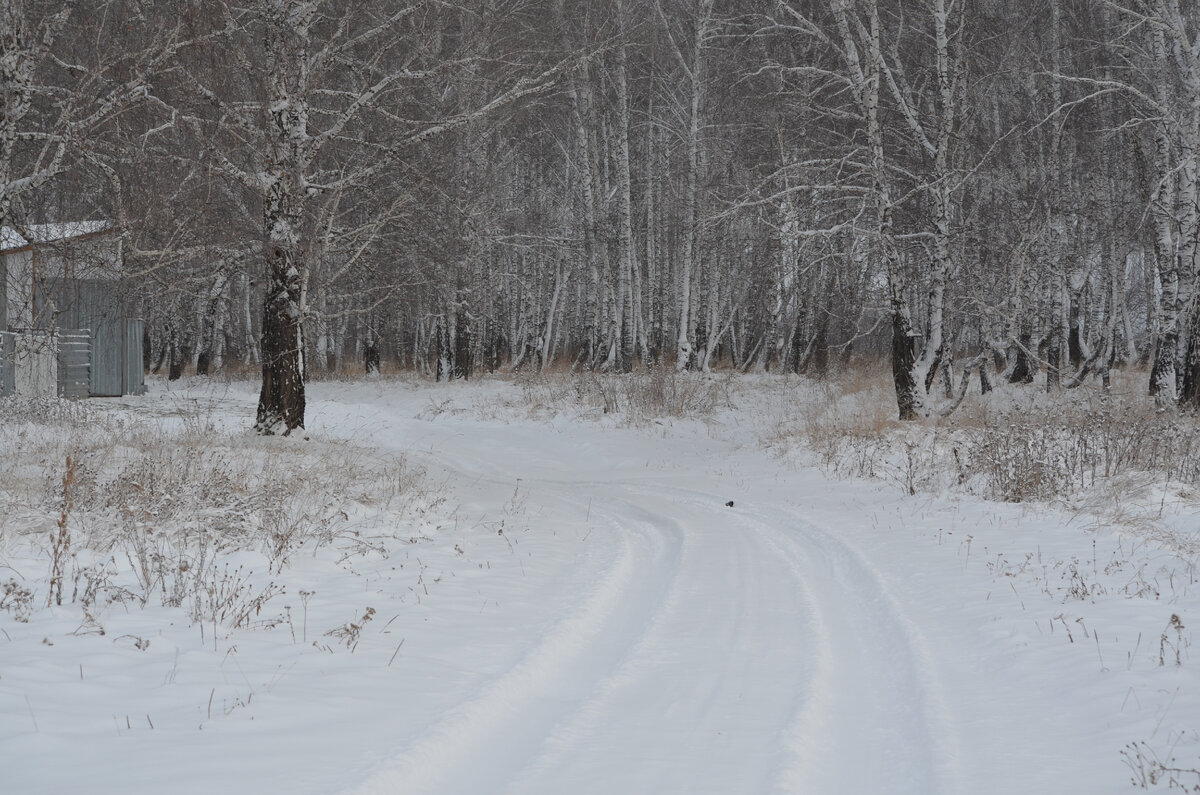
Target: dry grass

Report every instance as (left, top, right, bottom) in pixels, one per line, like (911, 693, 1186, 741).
(0, 394, 425, 630)
(1123, 740, 1200, 791)
(515, 366, 734, 424)
(777, 366, 1200, 507)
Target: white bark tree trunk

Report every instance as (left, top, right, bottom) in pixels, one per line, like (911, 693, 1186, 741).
(673, 0, 713, 372)
(607, 0, 636, 372)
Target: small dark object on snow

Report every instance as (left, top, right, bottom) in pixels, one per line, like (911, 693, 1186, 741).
(725, 501, 734, 508)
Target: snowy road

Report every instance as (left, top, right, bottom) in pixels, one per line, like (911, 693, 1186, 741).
(330, 389, 956, 795)
(5, 378, 1186, 794)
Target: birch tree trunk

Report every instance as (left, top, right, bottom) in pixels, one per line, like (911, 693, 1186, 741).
(645, 97, 663, 361)
(539, 257, 567, 372)
(673, 0, 712, 371)
(1044, 0, 1066, 393)
(1156, 4, 1200, 405)
(254, 0, 312, 434)
(1177, 119, 1200, 401)
(1149, 23, 1180, 401)
(829, 0, 917, 417)
(565, 61, 604, 366)
(607, 0, 635, 373)
(914, 0, 957, 395)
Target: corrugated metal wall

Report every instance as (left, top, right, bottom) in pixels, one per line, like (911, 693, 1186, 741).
(0, 256, 8, 330)
(0, 333, 14, 396)
(34, 278, 131, 396)
(123, 318, 145, 395)
(57, 331, 90, 399)
(79, 281, 122, 396)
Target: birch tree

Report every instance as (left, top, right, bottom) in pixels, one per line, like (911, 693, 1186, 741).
(1, 0, 175, 232)
(166, 0, 575, 432)
(1083, 1, 1200, 404)
(655, 0, 715, 371)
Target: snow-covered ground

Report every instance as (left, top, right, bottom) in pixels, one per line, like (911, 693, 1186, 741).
(2, 374, 1199, 793)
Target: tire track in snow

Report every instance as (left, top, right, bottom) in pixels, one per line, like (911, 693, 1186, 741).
(596, 482, 956, 793)
(340, 500, 684, 795)
(500, 491, 816, 795)
(323, 399, 954, 793)
(738, 502, 961, 795)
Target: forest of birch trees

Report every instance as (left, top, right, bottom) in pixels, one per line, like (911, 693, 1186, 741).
(4, 0, 1200, 430)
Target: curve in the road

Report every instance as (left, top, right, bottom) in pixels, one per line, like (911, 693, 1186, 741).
(342, 501, 684, 795)
(334, 408, 957, 795)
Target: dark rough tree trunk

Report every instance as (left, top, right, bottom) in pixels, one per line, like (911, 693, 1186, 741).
(940, 346, 955, 399)
(255, 249, 305, 433)
(1008, 333, 1034, 384)
(364, 341, 380, 375)
(483, 329, 503, 373)
(892, 313, 919, 421)
(1047, 290, 1063, 391)
(924, 346, 943, 393)
(1179, 311, 1200, 406)
(1068, 275, 1089, 371)
(809, 318, 829, 378)
(142, 324, 152, 373)
(1068, 311, 1084, 368)
(364, 321, 380, 374)
(253, 3, 310, 436)
(1150, 332, 1175, 397)
(152, 322, 168, 374)
(453, 309, 472, 380)
(435, 317, 451, 381)
(167, 322, 184, 381)
(796, 311, 830, 378)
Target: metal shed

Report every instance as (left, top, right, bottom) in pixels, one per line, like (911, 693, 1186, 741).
(0, 222, 145, 398)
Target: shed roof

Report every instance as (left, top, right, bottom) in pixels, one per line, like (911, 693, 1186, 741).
(0, 221, 112, 254)
(0, 227, 27, 251)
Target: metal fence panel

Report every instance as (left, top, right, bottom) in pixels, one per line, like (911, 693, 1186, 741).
(57, 330, 91, 399)
(12, 332, 57, 397)
(33, 279, 123, 396)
